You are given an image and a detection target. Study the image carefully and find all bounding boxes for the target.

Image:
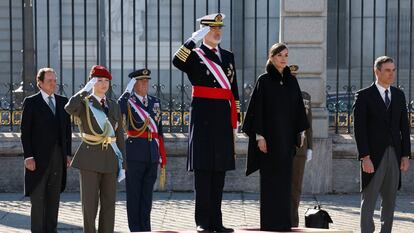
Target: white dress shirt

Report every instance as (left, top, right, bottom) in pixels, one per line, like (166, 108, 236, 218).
(375, 81, 391, 104)
(40, 89, 56, 107)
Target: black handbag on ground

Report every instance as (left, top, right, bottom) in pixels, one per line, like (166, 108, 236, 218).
(304, 204, 333, 229)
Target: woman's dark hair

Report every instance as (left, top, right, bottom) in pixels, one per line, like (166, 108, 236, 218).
(266, 43, 288, 68)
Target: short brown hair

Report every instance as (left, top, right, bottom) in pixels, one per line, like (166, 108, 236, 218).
(36, 68, 56, 88)
(374, 56, 394, 71)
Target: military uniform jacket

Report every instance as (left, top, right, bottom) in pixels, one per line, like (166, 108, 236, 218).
(21, 92, 72, 196)
(118, 92, 163, 163)
(296, 91, 313, 156)
(173, 39, 240, 171)
(65, 91, 125, 173)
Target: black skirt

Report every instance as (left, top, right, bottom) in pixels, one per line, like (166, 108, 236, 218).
(259, 153, 294, 231)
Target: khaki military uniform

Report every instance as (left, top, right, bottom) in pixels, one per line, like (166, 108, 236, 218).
(65, 91, 125, 233)
(291, 91, 313, 227)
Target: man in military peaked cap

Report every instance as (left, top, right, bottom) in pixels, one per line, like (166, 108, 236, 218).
(173, 13, 240, 233)
(118, 68, 166, 232)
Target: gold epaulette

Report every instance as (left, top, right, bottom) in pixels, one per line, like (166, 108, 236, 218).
(175, 45, 191, 62)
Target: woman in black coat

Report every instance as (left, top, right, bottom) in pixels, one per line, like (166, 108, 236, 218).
(242, 43, 309, 231)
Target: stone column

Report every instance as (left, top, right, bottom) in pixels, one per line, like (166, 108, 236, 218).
(280, 0, 332, 193)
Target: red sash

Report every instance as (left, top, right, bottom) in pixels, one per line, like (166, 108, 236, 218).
(192, 86, 237, 129)
(127, 130, 167, 168)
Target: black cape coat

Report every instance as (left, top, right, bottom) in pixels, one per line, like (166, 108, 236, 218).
(242, 64, 309, 176)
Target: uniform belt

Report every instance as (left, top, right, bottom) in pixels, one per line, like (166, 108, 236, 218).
(192, 86, 237, 129)
(127, 130, 160, 139)
(82, 133, 116, 143)
(82, 133, 116, 150)
(127, 130, 167, 168)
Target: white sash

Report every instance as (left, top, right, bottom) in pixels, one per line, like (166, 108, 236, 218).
(194, 48, 231, 90)
(128, 98, 161, 148)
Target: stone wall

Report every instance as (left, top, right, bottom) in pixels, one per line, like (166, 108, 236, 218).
(1, 133, 412, 194)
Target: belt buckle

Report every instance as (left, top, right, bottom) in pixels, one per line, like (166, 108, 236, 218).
(102, 137, 110, 150)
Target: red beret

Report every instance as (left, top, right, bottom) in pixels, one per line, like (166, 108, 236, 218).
(89, 65, 112, 80)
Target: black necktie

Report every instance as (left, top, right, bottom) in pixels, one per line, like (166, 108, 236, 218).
(100, 98, 109, 115)
(385, 89, 390, 109)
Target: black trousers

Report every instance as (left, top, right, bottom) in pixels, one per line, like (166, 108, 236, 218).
(126, 161, 158, 232)
(194, 170, 226, 229)
(30, 144, 63, 233)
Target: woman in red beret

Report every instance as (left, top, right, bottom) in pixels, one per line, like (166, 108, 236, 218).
(65, 65, 125, 233)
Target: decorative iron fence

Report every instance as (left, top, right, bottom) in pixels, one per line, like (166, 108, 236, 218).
(0, 0, 280, 132)
(327, 0, 414, 133)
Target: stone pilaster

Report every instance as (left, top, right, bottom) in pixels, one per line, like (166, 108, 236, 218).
(280, 0, 332, 193)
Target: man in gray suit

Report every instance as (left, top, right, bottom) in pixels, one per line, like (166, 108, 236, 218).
(354, 56, 411, 233)
(65, 65, 125, 233)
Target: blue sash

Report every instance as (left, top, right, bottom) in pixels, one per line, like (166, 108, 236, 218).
(89, 103, 124, 179)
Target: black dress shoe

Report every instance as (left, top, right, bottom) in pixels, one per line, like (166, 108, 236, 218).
(196, 225, 211, 233)
(211, 226, 234, 233)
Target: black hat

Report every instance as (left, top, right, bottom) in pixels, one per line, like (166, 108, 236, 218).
(128, 68, 151, 80)
(197, 13, 225, 27)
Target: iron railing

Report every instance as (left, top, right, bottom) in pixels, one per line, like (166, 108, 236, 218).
(327, 0, 414, 133)
(0, 0, 280, 132)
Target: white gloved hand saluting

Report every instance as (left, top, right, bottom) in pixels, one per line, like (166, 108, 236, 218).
(190, 27, 211, 43)
(125, 78, 137, 94)
(80, 77, 97, 93)
(306, 149, 313, 162)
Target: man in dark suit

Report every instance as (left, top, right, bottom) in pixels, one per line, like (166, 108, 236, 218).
(20, 67, 72, 233)
(353, 56, 411, 233)
(118, 69, 166, 232)
(172, 13, 240, 233)
(65, 65, 125, 233)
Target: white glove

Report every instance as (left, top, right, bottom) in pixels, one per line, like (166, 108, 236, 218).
(300, 131, 305, 148)
(80, 77, 97, 93)
(117, 169, 125, 182)
(306, 149, 313, 162)
(190, 27, 210, 43)
(125, 78, 136, 94)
